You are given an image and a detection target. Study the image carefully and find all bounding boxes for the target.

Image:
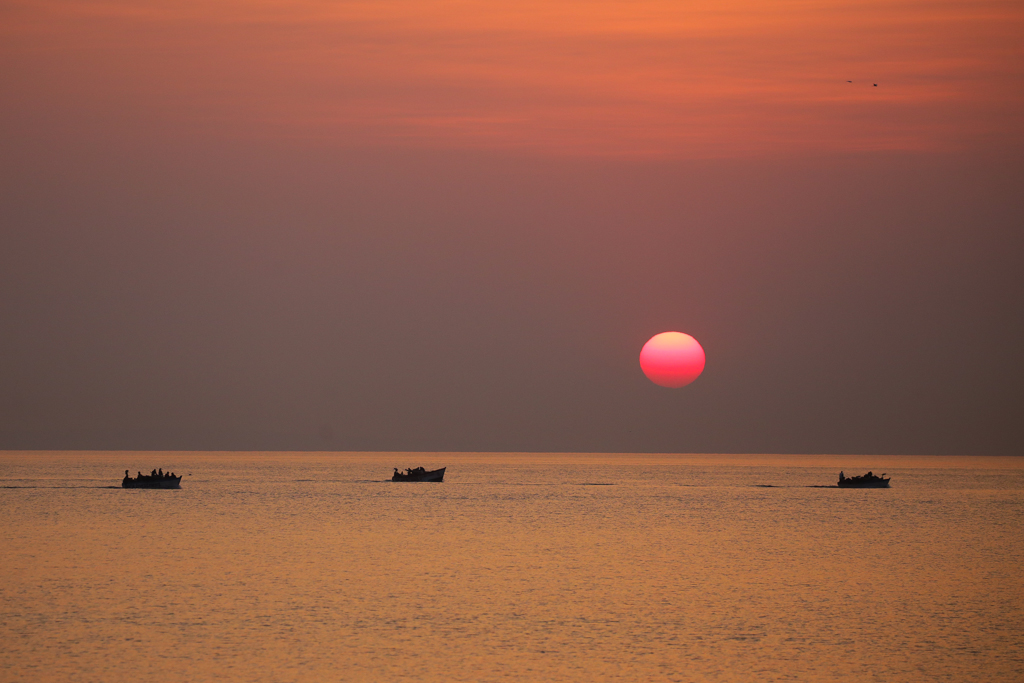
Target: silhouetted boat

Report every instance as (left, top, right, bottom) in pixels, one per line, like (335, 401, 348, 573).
(122, 470, 182, 489)
(837, 471, 890, 488)
(392, 467, 445, 482)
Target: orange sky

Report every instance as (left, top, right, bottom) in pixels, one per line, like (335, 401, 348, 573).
(3, 1, 1024, 455)
(3, 0, 1022, 156)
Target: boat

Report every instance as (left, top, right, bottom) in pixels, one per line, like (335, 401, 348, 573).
(837, 471, 890, 488)
(122, 469, 182, 489)
(392, 466, 445, 482)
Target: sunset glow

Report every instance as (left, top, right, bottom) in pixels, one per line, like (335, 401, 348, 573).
(2, 0, 1023, 679)
(3, 0, 1022, 157)
(639, 332, 706, 388)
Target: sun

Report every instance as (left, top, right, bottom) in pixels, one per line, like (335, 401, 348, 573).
(639, 332, 705, 388)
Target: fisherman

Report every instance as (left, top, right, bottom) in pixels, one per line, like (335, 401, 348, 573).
(151, 469, 157, 477)
(839, 471, 845, 482)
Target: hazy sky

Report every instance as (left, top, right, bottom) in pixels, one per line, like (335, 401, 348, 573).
(2, 0, 1022, 454)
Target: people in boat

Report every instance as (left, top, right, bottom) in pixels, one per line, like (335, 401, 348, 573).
(126, 469, 179, 482)
(396, 466, 431, 477)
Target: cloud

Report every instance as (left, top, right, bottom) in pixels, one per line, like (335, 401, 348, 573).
(4, 0, 1022, 157)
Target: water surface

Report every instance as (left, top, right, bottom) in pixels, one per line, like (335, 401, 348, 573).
(2, 452, 1022, 682)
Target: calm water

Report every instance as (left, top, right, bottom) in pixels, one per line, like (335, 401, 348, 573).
(1, 452, 1022, 682)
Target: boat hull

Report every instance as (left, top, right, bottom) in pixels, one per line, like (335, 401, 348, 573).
(392, 467, 445, 482)
(837, 478, 890, 488)
(123, 476, 182, 489)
